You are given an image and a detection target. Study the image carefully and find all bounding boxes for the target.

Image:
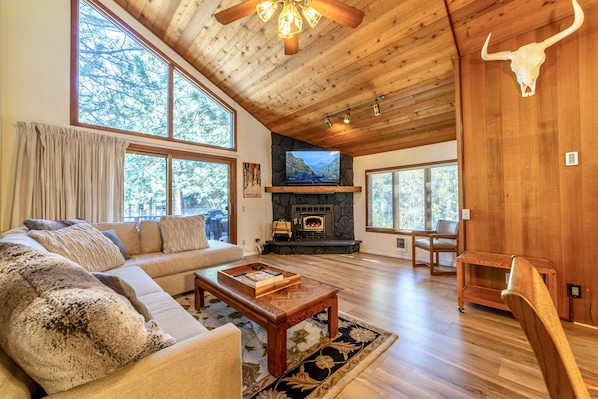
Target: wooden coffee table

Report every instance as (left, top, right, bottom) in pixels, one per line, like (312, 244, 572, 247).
(194, 264, 339, 377)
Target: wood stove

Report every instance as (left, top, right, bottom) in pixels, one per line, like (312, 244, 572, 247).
(292, 205, 334, 240)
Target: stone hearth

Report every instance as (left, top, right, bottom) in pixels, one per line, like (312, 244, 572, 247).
(263, 240, 361, 255)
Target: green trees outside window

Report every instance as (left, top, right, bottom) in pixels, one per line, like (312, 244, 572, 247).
(367, 163, 458, 231)
(75, 0, 234, 148)
(75, 0, 237, 242)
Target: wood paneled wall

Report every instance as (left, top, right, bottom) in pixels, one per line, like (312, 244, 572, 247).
(459, 4, 598, 324)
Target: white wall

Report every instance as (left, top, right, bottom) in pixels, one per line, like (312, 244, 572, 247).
(0, 1, 4, 229)
(353, 141, 458, 263)
(0, 0, 272, 255)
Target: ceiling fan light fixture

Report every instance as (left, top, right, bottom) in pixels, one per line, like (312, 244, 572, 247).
(325, 116, 333, 128)
(278, 3, 302, 39)
(344, 110, 351, 124)
(302, 6, 322, 29)
(256, 1, 278, 22)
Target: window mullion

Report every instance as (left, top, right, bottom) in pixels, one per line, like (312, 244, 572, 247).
(167, 154, 173, 215)
(393, 172, 400, 230)
(424, 168, 432, 230)
(168, 65, 174, 139)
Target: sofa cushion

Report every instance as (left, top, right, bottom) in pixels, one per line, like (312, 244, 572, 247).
(23, 218, 88, 231)
(101, 265, 165, 297)
(93, 221, 141, 255)
(159, 214, 209, 254)
(139, 292, 208, 342)
(125, 240, 243, 279)
(139, 220, 163, 253)
(28, 223, 125, 272)
(0, 242, 175, 395)
(0, 227, 48, 252)
(92, 272, 151, 321)
(101, 229, 131, 259)
(0, 348, 41, 399)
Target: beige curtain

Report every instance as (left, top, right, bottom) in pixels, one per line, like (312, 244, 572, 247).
(10, 122, 129, 227)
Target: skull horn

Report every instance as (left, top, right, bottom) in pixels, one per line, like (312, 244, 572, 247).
(481, 0, 584, 61)
(481, 33, 513, 61)
(540, 0, 584, 50)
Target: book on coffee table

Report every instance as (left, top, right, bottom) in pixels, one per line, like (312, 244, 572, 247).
(238, 270, 284, 288)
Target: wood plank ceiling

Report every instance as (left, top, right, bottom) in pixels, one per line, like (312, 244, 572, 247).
(112, 0, 592, 157)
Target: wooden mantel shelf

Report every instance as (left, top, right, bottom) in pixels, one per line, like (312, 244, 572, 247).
(265, 186, 362, 194)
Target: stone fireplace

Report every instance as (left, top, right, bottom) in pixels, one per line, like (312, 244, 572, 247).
(264, 133, 361, 254)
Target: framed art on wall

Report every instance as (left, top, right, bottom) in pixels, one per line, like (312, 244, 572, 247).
(243, 162, 261, 198)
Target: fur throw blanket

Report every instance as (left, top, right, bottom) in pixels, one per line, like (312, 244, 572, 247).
(0, 242, 175, 394)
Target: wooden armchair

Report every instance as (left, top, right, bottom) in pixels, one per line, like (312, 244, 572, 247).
(411, 220, 459, 276)
(502, 256, 598, 399)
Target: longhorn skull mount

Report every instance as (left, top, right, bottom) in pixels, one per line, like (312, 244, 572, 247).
(481, 0, 585, 97)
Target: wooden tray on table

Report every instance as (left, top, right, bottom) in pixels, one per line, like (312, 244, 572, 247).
(217, 262, 301, 298)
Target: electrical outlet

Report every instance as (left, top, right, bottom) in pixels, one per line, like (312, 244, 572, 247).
(567, 283, 582, 298)
(242, 239, 246, 245)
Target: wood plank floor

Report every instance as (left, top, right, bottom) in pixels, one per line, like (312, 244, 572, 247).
(243, 252, 598, 399)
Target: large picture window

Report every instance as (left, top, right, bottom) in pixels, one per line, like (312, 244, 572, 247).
(73, 0, 235, 149)
(124, 149, 236, 243)
(367, 162, 458, 231)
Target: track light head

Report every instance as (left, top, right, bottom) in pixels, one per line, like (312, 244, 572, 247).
(325, 116, 332, 128)
(343, 110, 351, 124)
(373, 101, 381, 116)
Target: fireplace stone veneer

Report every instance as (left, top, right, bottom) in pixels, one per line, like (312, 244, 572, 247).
(266, 133, 360, 254)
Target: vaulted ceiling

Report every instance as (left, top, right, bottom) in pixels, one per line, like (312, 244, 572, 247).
(112, 0, 594, 156)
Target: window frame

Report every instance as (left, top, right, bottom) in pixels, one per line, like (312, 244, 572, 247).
(125, 144, 237, 244)
(70, 0, 237, 151)
(365, 160, 458, 233)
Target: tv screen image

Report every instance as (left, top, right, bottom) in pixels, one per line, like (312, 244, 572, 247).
(285, 151, 340, 184)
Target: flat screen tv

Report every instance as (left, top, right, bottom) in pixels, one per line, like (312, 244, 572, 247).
(285, 151, 341, 185)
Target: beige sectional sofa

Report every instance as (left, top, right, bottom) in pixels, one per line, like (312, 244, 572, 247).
(0, 219, 245, 399)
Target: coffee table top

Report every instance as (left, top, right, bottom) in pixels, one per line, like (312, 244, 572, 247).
(194, 263, 338, 322)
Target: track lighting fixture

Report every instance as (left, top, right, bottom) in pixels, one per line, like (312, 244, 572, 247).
(325, 116, 332, 128)
(323, 95, 384, 128)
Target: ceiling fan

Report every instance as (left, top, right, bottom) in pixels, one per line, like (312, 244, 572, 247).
(215, 0, 365, 55)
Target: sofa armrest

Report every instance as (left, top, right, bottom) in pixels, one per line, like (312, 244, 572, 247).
(47, 323, 242, 399)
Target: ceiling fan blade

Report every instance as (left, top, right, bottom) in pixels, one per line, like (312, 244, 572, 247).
(284, 35, 299, 55)
(311, 0, 364, 28)
(214, 0, 262, 25)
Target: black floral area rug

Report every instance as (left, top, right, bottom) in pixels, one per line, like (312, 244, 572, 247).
(176, 293, 397, 399)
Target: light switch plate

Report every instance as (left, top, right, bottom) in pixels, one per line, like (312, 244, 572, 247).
(565, 152, 579, 166)
(462, 209, 471, 220)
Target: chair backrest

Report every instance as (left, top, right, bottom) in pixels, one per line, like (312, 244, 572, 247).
(436, 220, 459, 235)
(502, 256, 589, 399)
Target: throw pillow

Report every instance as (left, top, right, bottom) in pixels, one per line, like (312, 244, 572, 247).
(159, 214, 209, 254)
(0, 242, 175, 395)
(92, 272, 150, 321)
(93, 221, 141, 255)
(27, 223, 125, 272)
(23, 218, 88, 231)
(101, 229, 131, 260)
(139, 220, 163, 253)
